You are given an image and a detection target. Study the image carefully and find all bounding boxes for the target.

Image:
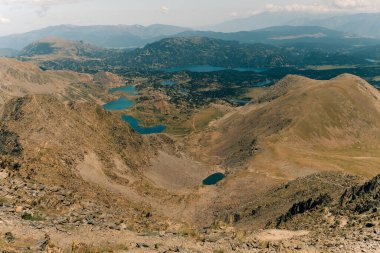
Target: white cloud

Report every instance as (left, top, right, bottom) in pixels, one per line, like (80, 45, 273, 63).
(160, 5, 169, 14)
(0, 16, 10, 24)
(264, 3, 333, 13)
(331, 0, 380, 11)
(0, 0, 75, 6)
(332, 0, 371, 9)
(258, 1, 380, 14)
(230, 11, 238, 17)
(0, 0, 83, 15)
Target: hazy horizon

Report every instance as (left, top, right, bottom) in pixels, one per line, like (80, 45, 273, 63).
(1, 0, 380, 36)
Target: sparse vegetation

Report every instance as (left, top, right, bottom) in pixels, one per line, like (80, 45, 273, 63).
(4, 232, 15, 243)
(69, 243, 129, 253)
(179, 227, 198, 237)
(0, 196, 8, 205)
(21, 213, 45, 221)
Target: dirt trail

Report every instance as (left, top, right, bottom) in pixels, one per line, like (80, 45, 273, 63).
(255, 229, 309, 241)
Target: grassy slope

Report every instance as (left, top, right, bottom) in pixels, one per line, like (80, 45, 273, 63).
(189, 74, 380, 178)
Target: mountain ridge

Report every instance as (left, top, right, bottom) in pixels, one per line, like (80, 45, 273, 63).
(180, 25, 380, 47)
(0, 24, 191, 50)
(208, 12, 380, 39)
(188, 73, 380, 177)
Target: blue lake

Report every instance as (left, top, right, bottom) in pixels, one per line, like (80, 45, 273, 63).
(121, 115, 166, 134)
(110, 86, 137, 95)
(104, 85, 166, 134)
(161, 80, 177, 86)
(165, 65, 268, 73)
(203, 173, 225, 185)
(103, 97, 134, 111)
(233, 67, 268, 73)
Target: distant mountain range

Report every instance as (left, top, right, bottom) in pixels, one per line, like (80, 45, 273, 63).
(0, 24, 191, 50)
(4, 25, 380, 55)
(300, 13, 380, 39)
(207, 12, 380, 39)
(2, 13, 380, 51)
(179, 26, 380, 49)
(20, 35, 378, 73)
(205, 12, 332, 32)
(5, 24, 380, 73)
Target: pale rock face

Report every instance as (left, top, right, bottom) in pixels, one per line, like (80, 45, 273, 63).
(0, 171, 8, 180)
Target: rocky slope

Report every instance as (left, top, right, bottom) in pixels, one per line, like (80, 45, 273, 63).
(0, 168, 377, 252)
(0, 59, 178, 231)
(0, 94, 171, 230)
(0, 57, 125, 104)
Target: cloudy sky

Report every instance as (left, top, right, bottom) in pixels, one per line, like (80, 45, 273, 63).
(0, 0, 379, 35)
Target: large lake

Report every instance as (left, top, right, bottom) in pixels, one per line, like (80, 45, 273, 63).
(165, 65, 268, 73)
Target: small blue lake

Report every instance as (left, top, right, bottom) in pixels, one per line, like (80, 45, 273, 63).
(165, 65, 268, 73)
(121, 115, 166, 134)
(203, 173, 225, 185)
(103, 97, 134, 111)
(110, 86, 137, 95)
(161, 80, 177, 86)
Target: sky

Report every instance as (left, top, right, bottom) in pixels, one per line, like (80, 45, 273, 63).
(0, 0, 380, 35)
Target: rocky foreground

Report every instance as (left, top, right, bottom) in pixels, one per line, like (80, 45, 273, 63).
(0, 157, 378, 252)
(0, 210, 378, 253)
